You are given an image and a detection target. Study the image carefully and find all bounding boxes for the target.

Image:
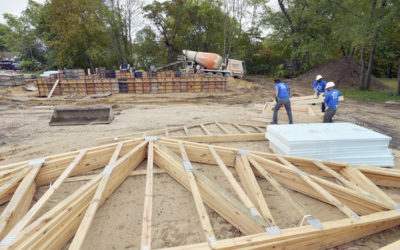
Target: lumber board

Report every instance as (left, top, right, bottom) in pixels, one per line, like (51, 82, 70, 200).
(153, 142, 268, 235)
(4, 141, 147, 249)
(68, 142, 123, 250)
(64, 168, 168, 183)
(47, 79, 59, 98)
(156, 138, 400, 189)
(167, 133, 265, 143)
(235, 154, 275, 226)
(0, 164, 40, 239)
(380, 239, 400, 250)
(4, 150, 87, 238)
(183, 126, 190, 136)
(357, 166, 400, 188)
(339, 165, 398, 206)
(232, 124, 250, 134)
(249, 157, 307, 217)
(141, 140, 154, 250)
(215, 121, 231, 134)
(313, 160, 392, 208)
(178, 141, 215, 247)
(251, 155, 387, 215)
(0, 169, 29, 205)
(199, 124, 212, 135)
(160, 210, 400, 250)
(208, 146, 260, 216)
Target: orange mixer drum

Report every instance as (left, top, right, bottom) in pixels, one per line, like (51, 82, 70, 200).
(183, 50, 223, 70)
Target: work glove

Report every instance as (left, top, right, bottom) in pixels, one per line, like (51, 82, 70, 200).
(275, 97, 279, 103)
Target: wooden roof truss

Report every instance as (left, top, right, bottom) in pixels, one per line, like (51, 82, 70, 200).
(0, 135, 399, 249)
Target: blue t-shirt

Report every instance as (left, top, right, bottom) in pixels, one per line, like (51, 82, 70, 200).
(324, 89, 341, 109)
(313, 80, 327, 93)
(274, 82, 290, 99)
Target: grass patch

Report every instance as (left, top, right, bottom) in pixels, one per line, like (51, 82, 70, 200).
(379, 78, 398, 89)
(341, 88, 400, 103)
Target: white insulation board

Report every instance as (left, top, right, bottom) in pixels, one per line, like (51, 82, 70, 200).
(266, 123, 394, 167)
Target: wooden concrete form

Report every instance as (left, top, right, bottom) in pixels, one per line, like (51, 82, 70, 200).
(0, 134, 399, 249)
(36, 75, 226, 97)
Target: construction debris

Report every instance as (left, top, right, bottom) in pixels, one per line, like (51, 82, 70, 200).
(266, 122, 394, 167)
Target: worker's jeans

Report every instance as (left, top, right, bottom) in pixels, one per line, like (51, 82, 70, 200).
(273, 98, 293, 124)
(323, 107, 337, 123)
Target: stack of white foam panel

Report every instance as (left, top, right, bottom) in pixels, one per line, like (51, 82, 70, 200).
(266, 123, 394, 167)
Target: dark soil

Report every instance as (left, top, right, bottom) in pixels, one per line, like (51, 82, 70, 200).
(291, 56, 387, 89)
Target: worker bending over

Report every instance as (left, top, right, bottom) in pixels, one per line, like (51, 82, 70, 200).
(272, 79, 293, 124)
(323, 82, 341, 123)
(313, 75, 326, 112)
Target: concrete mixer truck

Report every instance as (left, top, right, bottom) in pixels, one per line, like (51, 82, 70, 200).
(180, 50, 245, 78)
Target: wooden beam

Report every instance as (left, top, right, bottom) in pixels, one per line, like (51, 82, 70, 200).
(178, 141, 215, 247)
(141, 140, 155, 250)
(0, 162, 42, 239)
(3, 150, 87, 238)
(380, 239, 400, 250)
(68, 142, 123, 250)
(208, 146, 260, 217)
(64, 168, 168, 183)
(252, 125, 265, 133)
(356, 166, 400, 188)
(199, 124, 212, 136)
(339, 165, 398, 206)
(160, 210, 400, 250)
(167, 133, 265, 143)
(313, 160, 392, 207)
(4, 141, 147, 249)
(183, 126, 190, 136)
(235, 154, 275, 226)
(165, 128, 169, 137)
(153, 142, 268, 235)
(276, 155, 361, 220)
(47, 79, 59, 98)
(215, 121, 231, 134)
(249, 156, 308, 217)
(232, 124, 250, 134)
(251, 155, 387, 215)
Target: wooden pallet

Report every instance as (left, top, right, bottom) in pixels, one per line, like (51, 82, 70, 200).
(0, 132, 399, 249)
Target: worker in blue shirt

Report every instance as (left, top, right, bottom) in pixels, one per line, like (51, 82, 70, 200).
(272, 79, 293, 124)
(323, 81, 341, 123)
(313, 75, 327, 112)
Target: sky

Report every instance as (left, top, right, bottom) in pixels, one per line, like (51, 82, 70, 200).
(0, 0, 45, 24)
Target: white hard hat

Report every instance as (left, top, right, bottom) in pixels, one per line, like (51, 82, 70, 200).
(316, 75, 323, 80)
(326, 81, 335, 89)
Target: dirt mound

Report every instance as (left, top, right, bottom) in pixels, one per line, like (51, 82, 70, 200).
(292, 56, 387, 89)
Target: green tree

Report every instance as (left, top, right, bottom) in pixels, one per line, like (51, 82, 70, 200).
(44, 0, 110, 72)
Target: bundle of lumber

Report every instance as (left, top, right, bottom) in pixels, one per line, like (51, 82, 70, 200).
(266, 122, 394, 167)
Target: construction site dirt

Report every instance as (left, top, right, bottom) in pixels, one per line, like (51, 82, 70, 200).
(0, 76, 399, 249)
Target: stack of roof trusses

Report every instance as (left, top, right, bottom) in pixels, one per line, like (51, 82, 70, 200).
(0, 124, 399, 249)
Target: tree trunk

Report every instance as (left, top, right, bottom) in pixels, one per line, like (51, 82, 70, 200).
(341, 45, 346, 56)
(397, 59, 400, 96)
(365, 32, 378, 90)
(360, 47, 366, 90)
(87, 56, 95, 74)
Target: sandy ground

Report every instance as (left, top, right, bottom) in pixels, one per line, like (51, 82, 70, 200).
(0, 77, 400, 249)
